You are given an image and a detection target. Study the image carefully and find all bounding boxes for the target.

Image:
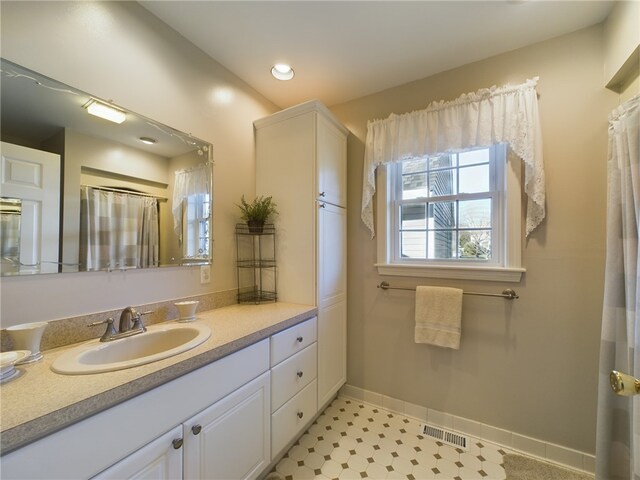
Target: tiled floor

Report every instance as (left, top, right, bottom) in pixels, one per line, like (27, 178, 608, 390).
(272, 396, 509, 480)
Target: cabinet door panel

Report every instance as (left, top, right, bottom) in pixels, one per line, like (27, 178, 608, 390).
(92, 426, 182, 480)
(317, 300, 347, 407)
(316, 115, 347, 208)
(318, 203, 346, 308)
(183, 372, 270, 480)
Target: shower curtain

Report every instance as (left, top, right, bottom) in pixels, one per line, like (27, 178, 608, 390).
(596, 94, 640, 480)
(80, 186, 159, 271)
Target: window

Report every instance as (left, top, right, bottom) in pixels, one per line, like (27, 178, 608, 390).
(377, 144, 524, 281)
(183, 192, 211, 260)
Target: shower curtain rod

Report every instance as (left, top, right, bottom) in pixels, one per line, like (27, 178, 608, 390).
(81, 184, 168, 201)
(377, 281, 519, 300)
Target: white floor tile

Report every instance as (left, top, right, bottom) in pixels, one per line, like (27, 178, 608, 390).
(271, 396, 518, 480)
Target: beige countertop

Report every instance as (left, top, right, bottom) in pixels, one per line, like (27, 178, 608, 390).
(0, 302, 317, 454)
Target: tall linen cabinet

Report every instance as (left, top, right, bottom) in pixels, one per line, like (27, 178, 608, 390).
(255, 100, 348, 409)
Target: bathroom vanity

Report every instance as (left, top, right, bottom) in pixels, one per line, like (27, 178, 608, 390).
(0, 303, 321, 479)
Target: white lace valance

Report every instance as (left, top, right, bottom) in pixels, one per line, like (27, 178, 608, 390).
(362, 77, 545, 238)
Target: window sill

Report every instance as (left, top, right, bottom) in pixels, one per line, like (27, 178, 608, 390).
(375, 263, 525, 282)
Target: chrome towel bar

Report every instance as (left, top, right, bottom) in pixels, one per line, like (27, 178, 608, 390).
(377, 281, 519, 300)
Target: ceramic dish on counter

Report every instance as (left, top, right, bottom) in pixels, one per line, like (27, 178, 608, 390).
(0, 350, 31, 384)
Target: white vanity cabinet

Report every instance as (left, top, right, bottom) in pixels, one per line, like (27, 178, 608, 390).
(94, 373, 271, 480)
(255, 100, 348, 412)
(2, 340, 271, 480)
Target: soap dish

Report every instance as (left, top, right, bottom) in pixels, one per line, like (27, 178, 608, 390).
(0, 350, 31, 384)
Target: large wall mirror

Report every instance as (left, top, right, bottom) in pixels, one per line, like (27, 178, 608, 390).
(0, 59, 213, 276)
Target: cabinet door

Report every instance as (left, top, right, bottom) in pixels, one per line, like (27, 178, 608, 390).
(183, 372, 271, 480)
(317, 202, 347, 407)
(318, 202, 346, 306)
(316, 115, 347, 208)
(92, 426, 183, 480)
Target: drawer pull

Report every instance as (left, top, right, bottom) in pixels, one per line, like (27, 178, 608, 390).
(297, 411, 304, 419)
(192, 424, 202, 435)
(172, 438, 184, 450)
(297, 370, 304, 378)
(296, 336, 304, 343)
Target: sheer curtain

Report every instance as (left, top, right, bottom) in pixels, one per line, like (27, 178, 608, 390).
(362, 77, 545, 238)
(172, 163, 212, 243)
(596, 94, 640, 480)
(79, 186, 159, 270)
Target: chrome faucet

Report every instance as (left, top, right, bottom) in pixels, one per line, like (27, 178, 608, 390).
(89, 307, 150, 342)
(119, 307, 141, 333)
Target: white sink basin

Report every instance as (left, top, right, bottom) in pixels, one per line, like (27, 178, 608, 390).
(51, 323, 211, 375)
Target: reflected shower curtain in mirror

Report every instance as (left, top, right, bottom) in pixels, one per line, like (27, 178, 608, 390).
(596, 94, 639, 480)
(79, 186, 159, 271)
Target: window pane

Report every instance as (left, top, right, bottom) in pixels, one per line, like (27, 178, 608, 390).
(401, 231, 426, 259)
(429, 201, 456, 229)
(458, 148, 489, 166)
(402, 158, 427, 174)
(459, 164, 490, 193)
(401, 204, 426, 230)
(428, 230, 456, 259)
(459, 230, 491, 259)
(402, 173, 428, 199)
(459, 199, 491, 228)
(429, 154, 456, 170)
(429, 169, 456, 197)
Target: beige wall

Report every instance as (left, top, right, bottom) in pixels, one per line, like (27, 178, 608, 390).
(330, 24, 618, 454)
(0, 1, 277, 324)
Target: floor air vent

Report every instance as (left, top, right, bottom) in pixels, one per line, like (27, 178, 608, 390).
(419, 424, 468, 450)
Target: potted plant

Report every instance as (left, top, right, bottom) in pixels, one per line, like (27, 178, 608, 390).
(236, 195, 278, 233)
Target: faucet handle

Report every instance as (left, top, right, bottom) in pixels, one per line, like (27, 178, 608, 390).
(131, 311, 148, 332)
(88, 318, 117, 342)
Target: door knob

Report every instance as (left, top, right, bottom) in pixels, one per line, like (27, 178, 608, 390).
(610, 370, 640, 396)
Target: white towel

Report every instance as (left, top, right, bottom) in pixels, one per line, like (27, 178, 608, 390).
(414, 286, 463, 349)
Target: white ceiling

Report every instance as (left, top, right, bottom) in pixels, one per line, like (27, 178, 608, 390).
(140, 1, 614, 109)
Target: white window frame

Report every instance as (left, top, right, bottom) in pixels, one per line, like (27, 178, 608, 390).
(376, 143, 525, 282)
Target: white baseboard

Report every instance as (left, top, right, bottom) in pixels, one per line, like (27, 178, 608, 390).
(339, 384, 595, 475)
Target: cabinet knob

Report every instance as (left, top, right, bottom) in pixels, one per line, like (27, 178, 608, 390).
(319, 203, 326, 208)
(192, 424, 202, 435)
(172, 438, 184, 450)
(297, 411, 304, 419)
(296, 336, 304, 343)
(319, 192, 326, 197)
(297, 370, 304, 378)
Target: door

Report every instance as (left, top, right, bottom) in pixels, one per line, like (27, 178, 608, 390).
(316, 114, 347, 208)
(92, 426, 183, 480)
(183, 372, 270, 480)
(0, 142, 60, 274)
(317, 202, 347, 406)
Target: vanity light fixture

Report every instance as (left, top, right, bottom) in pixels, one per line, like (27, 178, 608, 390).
(139, 137, 157, 145)
(84, 99, 126, 124)
(271, 64, 295, 81)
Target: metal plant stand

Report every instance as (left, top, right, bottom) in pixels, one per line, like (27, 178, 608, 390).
(235, 224, 277, 304)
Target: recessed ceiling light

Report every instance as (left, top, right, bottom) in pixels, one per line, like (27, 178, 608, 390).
(271, 64, 294, 81)
(84, 99, 126, 124)
(139, 137, 157, 145)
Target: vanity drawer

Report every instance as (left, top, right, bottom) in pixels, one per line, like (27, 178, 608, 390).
(270, 316, 317, 367)
(271, 342, 317, 412)
(271, 379, 317, 459)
